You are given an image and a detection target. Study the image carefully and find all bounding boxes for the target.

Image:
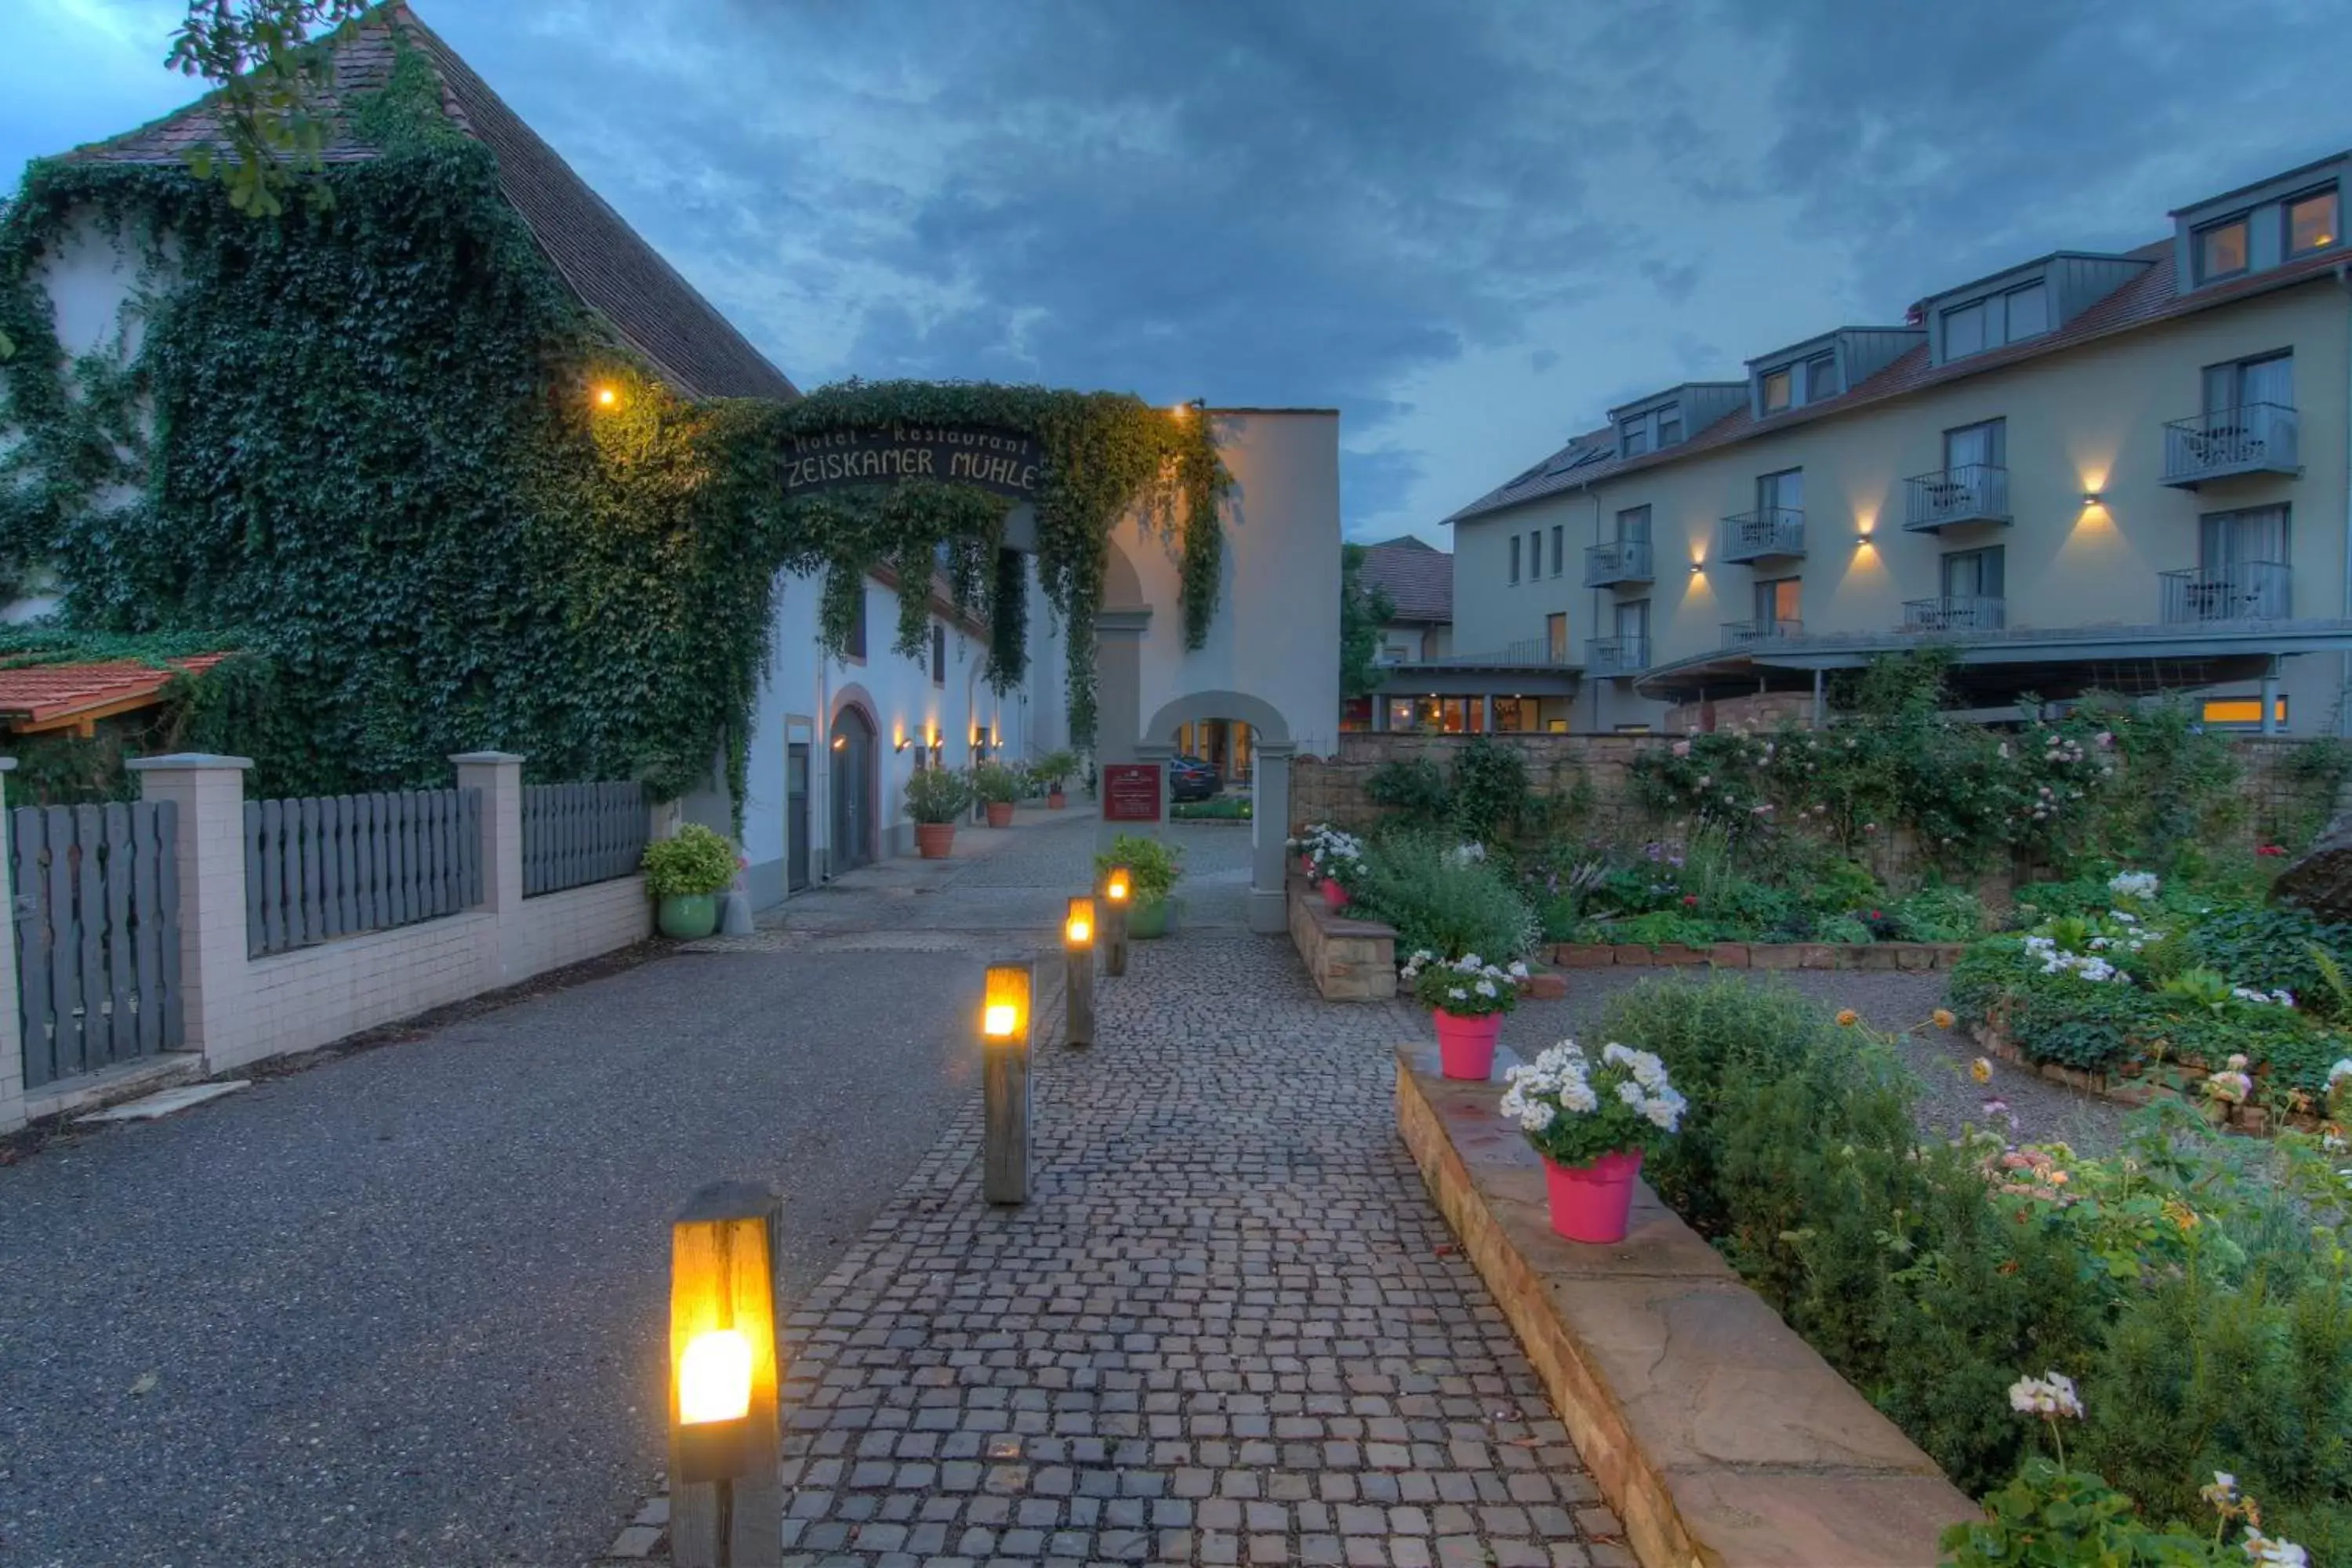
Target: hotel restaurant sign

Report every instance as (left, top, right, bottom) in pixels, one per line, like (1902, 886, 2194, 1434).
(779, 424, 1044, 503)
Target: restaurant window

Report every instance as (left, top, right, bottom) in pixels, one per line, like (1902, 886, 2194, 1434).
(2201, 697, 2287, 728)
(1494, 698, 1542, 733)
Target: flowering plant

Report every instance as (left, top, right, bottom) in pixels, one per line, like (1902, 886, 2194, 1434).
(1499, 1040, 1686, 1168)
(1292, 822, 1368, 892)
(2108, 869, 2161, 902)
(1400, 949, 1524, 1018)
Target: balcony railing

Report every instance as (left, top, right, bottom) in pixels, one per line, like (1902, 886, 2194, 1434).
(1583, 536, 1653, 588)
(2159, 561, 2291, 624)
(1903, 463, 2011, 531)
(1717, 507, 1805, 563)
(1902, 594, 2008, 632)
(2161, 402, 2300, 487)
(1408, 637, 1574, 667)
(1585, 636, 1650, 676)
(1722, 617, 1804, 646)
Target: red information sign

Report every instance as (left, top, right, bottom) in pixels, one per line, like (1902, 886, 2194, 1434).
(1100, 763, 1163, 823)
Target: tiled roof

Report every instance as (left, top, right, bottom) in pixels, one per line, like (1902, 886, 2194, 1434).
(1446, 237, 2351, 527)
(0, 655, 230, 731)
(1358, 539, 1451, 624)
(64, 6, 797, 403)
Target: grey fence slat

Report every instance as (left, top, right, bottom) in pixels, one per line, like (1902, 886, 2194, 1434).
(244, 802, 264, 958)
(412, 791, 432, 920)
(323, 797, 345, 938)
(361, 794, 383, 931)
(154, 801, 181, 1049)
(461, 789, 481, 906)
(16, 808, 49, 1087)
(46, 809, 81, 1080)
(301, 797, 325, 947)
(103, 804, 132, 1064)
(339, 796, 361, 935)
(259, 799, 283, 957)
(74, 806, 107, 1066)
(315, 796, 338, 941)
(428, 789, 448, 917)
(134, 804, 165, 1054)
(387, 792, 407, 928)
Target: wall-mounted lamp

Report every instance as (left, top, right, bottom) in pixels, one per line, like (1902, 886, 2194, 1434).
(668, 1181, 782, 1565)
(927, 727, 941, 749)
(894, 734, 911, 753)
(1689, 561, 1705, 575)
(1853, 531, 1875, 546)
(831, 735, 847, 751)
(2082, 491, 2104, 507)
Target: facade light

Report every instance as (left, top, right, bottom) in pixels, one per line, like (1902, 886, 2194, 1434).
(2082, 491, 2103, 507)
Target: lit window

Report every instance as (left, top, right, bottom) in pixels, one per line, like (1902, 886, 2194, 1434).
(2288, 187, 2339, 256)
(2198, 217, 2249, 282)
(2201, 697, 2286, 727)
(1762, 368, 1792, 413)
(1943, 300, 1986, 358)
(2005, 281, 2049, 339)
(1621, 418, 1650, 457)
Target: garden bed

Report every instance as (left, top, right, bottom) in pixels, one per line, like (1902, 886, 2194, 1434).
(1966, 1014, 2304, 1136)
(1396, 1042, 1973, 1567)
(1552, 939, 1966, 971)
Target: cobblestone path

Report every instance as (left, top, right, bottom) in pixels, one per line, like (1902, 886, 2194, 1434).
(767, 902, 1622, 1566)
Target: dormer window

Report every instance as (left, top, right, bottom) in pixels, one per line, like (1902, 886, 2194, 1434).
(1802, 354, 1836, 402)
(1657, 405, 1682, 445)
(1941, 280, 2049, 361)
(1620, 419, 1650, 457)
(1761, 368, 1791, 414)
(2288, 187, 2339, 257)
(2197, 216, 2250, 283)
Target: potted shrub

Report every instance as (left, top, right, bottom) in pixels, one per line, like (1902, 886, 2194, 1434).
(904, 768, 975, 858)
(641, 822, 739, 940)
(1499, 1039, 1685, 1244)
(1033, 749, 1080, 810)
(973, 761, 1024, 828)
(1097, 833, 1183, 939)
(1401, 949, 1526, 1080)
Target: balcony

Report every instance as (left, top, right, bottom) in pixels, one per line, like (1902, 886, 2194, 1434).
(1717, 507, 1805, 563)
(2159, 561, 2291, 624)
(1583, 537, 1653, 588)
(1721, 617, 1804, 646)
(1903, 463, 2011, 531)
(2161, 403, 2300, 488)
(1903, 595, 2007, 632)
(1409, 637, 1573, 667)
(1584, 636, 1650, 676)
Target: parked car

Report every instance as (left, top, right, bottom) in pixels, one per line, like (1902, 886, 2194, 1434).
(1168, 755, 1223, 802)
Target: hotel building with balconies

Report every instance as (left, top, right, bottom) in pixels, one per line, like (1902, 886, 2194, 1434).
(1443, 153, 2352, 734)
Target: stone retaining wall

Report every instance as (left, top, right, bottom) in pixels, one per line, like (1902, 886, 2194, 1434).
(1286, 880, 1396, 1002)
(1395, 1043, 1973, 1566)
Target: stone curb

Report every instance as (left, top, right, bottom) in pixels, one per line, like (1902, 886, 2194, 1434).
(1395, 1044, 1973, 1568)
(1969, 1018, 2307, 1137)
(1551, 941, 1967, 972)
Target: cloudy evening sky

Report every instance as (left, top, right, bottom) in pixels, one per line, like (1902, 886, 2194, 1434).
(5, 0, 2347, 542)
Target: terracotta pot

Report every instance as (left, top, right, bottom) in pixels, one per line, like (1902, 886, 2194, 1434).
(1319, 878, 1349, 913)
(1047, 789, 1066, 810)
(656, 893, 718, 940)
(1544, 1149, 1643, 1243)
(985, 801, 1015, 828)
(1432, 1008, 1502, 1080)
(916, 822, 956, 859)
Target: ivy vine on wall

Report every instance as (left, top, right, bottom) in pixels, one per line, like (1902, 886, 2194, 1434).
(0, 35, 1225, 804)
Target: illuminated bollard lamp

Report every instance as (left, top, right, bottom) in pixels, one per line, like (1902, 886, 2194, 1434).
(1064, 896, 1097, 1049)
(669, 1181, 783, 1568)
(982, 960, 1034, 1204)
(1102, 865, 1131, 978)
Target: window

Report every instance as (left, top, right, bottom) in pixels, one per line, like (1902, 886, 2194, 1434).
(1615, 503, 1651, 541)
(1620, 418, 1650, 458)
(845, 590, 867, 662)
(1755, 577, 1800, 626)
(1384, 697, 1417, 731)
(2288, 187, 2339, 257)
(2005, 281, 2049, 339)
(1546, 613, 1567, 662)
(1613, 598, 1650, 643)
(1803, 354, 1838, 403)
(2201, 697, 2288, 728)
(1530, 531, 1544, 580)
(1657, 406, 1683, 446)
(1942, 300, 1986, 358)
(2203, 350, 2294, 415)
(2199, 504, 2290, 572)
(1508, 535, 1520, 584)
(1762, 368, 1792, 413)
(2197, 216, 2250, 282)
(1940, 546, 2005, 601)
(1494, 698, 1542, 733)
(1757, 467, 1803, 518)
(1550, 524, 1564, 576)
(1944, 418, 2006, 473)
(930, 622, 946, 685)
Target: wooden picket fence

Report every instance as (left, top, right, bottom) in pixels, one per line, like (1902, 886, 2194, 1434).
(521, 782, 648, 897)
(13, 801, 183, 1089)
(245, 789, 481, 959)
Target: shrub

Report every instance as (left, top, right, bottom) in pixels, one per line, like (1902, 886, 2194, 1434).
(1363, 757, 1450, 830)
(2188, 907, 2352, 1017)
(1355, 833, 1538, 962)
(1031, 749, 1080, 789)
(1097, 833, 1182, 906)
(903, 766, 975, 824)
(971, 760, 1025, 804)
(641, 823, 738, 898)
(1450, 736, 1530, 844)
(1890, 882, 1986, 942)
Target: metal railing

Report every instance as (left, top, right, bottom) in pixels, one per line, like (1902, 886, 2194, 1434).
(2159, 561, 2291, 624)
(1407, 637, 1573, 667)
(1721, 617, 1804, 645)
(1717, 507, 1805, 562)
(1903, 594, 2008, 632)
(1903, 463, 2010, 530)
(1585, 636, 1650, 675)
(1583, 536, 1653, 587)
(2162, 402, 2299, 485)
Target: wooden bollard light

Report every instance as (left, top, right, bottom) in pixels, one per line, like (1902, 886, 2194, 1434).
(982, 961, 1033, 1205)
(1065, 896, 1097, 1049)
(668, 1181, 782, 1568)
(1102, 865, 1131, 978)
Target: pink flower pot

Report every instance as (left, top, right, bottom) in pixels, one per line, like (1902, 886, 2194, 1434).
(1544, 1150, 1643, 1244)
(1319, 878, 1349, 913)
(1432, 1008, 1502, 1080)
(1299, 853, 1316, 877)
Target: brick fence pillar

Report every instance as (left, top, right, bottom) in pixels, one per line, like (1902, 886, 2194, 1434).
(126, 754, 252, 1071)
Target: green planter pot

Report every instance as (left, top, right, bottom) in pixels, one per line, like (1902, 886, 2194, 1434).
(1128, 896, 1173, 941)
(658, 892, 720, 940)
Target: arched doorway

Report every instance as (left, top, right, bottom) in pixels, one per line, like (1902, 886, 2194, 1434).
(1138, 689, 1295, 935)
(829, 705, 877, 874)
